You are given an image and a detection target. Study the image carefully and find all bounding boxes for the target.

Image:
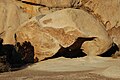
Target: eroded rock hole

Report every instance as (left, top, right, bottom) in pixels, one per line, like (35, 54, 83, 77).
(42, 37, 96, 61)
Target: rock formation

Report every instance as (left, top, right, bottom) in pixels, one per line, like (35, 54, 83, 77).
(15, 0, 120, 57)
(16, 8, 112, 60)
(0, 0, 20, 44)
(107, 27, 120, 46)
(21, 0, 82, 8)
(82, 0, 120, 47)
(17, 0, 120, 33)
(0, 0, 119, 62)
(15, 19, 61, 60)
(83, 0, 120, 30)
(43, 37, 96, 60)
(0, 0, 31, 44)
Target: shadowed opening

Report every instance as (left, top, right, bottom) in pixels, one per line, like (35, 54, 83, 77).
(0, 38, 36, 72)
(98, 43, 119, 57)
(42, 37, 96, 61)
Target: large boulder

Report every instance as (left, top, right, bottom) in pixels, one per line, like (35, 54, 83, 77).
(16, 8, 112, 60)
(16, 19, 60, 60)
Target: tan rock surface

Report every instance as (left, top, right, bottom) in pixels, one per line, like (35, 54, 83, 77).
(21, 0, 82, 8)
(16, 8, 112, 60)
(15, 0, 58, 17)
(84, 0, 120, 30)
(16, 0, 120, 47)
(16, 18, 60, 60)
(39, 8, 112, 56)
(0, 0, 31, 44)
(0, 0, 20, 44)
(107, 26, 120, 45)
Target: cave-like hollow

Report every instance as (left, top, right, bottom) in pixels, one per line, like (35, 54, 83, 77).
(42, 38, 119, 61)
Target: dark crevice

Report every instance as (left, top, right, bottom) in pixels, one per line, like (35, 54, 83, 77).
(98, 43, 119, 57)
(42, 47, 86, 61)
(42, 37, 96, 61)
(0, 37, 37, 72)
(21, 1, 46, 7)
(18, 0, 82, 8)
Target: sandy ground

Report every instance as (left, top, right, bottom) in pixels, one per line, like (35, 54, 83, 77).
(0, 56, 120, 80)
(0, 69, 119, 80)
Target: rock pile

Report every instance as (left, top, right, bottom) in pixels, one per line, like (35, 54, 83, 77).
(0, 0, 120, 61)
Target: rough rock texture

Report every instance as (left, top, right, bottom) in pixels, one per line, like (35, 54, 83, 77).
(16, 9, 112, 60)
(18, 0, 120, 30)
(83, 0, 120, 30)
(81, 0, 120, 47)
(15, 0, 38, 16)
(107, 26, 120, 46)
(0, 0, 30, 44)
(16, 0, 83, 16)
(16, 19, 60, 60)
(14, 0, 120, 50)
(0, 0, 20, 44)
(21, 0, 82, 8)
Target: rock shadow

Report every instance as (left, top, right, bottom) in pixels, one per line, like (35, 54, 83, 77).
(0, 38, 36, 72)
(98, 43, 119, 57)
(42, 37, 96, 61)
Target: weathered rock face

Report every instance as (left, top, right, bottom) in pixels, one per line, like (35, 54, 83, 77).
(0, 0, 30, 44)
(16, 0, 120, 30)
(15, 0, 56, 17)
(0, 0, 20, 44)
(16, 0, 82, 17)
(16, 0, 38, 16)
(16, 20, 60, 60)
(83, 0, 120, 30)
(18, 0, 120, 30)
(107, 26, 120, 46)
(21, 0, 82, 8)
(16, 9, 112, 60)
(81, 0, 120, 47)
